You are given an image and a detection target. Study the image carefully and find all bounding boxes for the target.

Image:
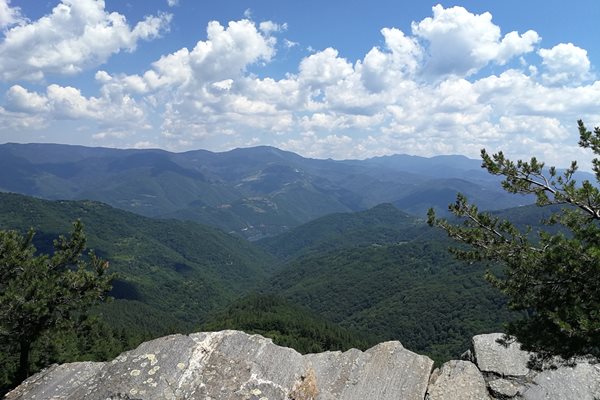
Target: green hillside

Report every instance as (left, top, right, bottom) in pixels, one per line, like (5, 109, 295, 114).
(268, 241, 514, 363)
(257, 203, 431, 260)
(0, 192, 276, 333)
(0, 193, 547, 392)
(201, 293, 375, 354)
(257, 203, 519, 363)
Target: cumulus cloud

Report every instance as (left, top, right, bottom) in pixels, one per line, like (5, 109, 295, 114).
(1, 5, 598, 167)
(167, 0, 179, 6)
(360, 27, 422, 92)
(0, 0, 23, 28)
(299, 48, 353, 88)
(412, 4, 539, 76)
(0, 0, 171, 81)
(538, 43, 592, 85)
(4, 83, 145, 127)
(106, 19, 283, 139)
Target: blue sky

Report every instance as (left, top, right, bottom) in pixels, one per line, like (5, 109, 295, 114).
(0, 0, 598, 167)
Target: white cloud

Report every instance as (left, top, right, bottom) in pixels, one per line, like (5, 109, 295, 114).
(4, 83, 146, 128)
(4, 85, 48, 113)
(412, 4, 539, 76)
(539, 43, 592, 85)
(0, 0, 171, 81)
(284, 39, 298, 48)
(0, 106, 46, 131)
(259, 21, 287, 34)
(133, 140, 159, 149)
(277, 131, 354, 159)
(128, 19, 284, 140)
(299, 48, 353, 88)
(93, 18, 277, 95)
(167, 0, 179, 7)
(0, 0, 23, 28)
(189, 20, 276, 81)
(360, 27, 422, 92)
(1, 8, 598, 166)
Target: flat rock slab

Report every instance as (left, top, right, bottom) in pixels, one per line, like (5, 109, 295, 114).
(4, 361, 104, 399)
(426, 360, 489, 400)
(521, 361, 600, 400)
(6, 330, 434, 400)
(488, 378, 522, 398)
(472, 333, 531, 377)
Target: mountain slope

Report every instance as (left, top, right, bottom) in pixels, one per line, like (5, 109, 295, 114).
(267, 241, 513, 363)
(256, 204, 517, 362)
(0, 192, 276, 332)
(257, 203, 429, 261)
(201, 293, 375, 354)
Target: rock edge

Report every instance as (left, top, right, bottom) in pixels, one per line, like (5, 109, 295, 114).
(6, 331, 600, 400)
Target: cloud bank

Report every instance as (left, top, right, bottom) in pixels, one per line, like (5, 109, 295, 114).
(0, 2, 598, 167)
(0, 0, 171, 81)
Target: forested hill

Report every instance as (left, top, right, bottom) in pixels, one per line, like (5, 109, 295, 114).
(0, 192, 276, 333)
(255, 202, 522, 362)
(256, 203, 430, 261)
(201, 294, 376, 354)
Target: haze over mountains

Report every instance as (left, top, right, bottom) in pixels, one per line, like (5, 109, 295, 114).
(0, 143, 532, 240)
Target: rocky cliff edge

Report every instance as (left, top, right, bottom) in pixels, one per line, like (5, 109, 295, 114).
(6, 331, 600, 400)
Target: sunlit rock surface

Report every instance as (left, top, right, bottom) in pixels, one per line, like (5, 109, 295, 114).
(6, 331, 600, 400)
(6, 330, 433, 400)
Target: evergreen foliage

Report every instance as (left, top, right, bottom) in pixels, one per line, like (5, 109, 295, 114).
(0, 221, 113, 386)
(201, 293, 375, 354)
(428, 120, 600, 360)
(0, 192, 276, 329)
(267, 241, 515, 364)
(257, 203, 423, 261)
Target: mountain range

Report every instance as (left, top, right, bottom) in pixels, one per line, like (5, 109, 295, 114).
(0, 143, 536, 239)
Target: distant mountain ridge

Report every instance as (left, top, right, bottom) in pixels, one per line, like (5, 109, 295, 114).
(0, 143, 536, 239)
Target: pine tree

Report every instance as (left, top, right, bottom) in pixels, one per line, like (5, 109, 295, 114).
(0, 220, 113, 382)
(428, 120, 600, 360)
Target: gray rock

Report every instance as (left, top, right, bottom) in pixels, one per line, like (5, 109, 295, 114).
(305, 340, 433, 400)
(6, 330, 434, 400)
(461, 349, 474, 362)
(488, 378, 522, 398)
(472, 333, 531, 377)
(8, 331, 599, 400)
(426, 360, 490, 400)
(521, 360, 600, 400)
(4, 362, 103, 399)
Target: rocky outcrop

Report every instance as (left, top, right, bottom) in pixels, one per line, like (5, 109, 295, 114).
(6, 330, 433, 400)
(6, 331, 600, 400)
(426, 360, 489, 400)
(471, 333, 600, 400)
(472, 333, 531, 377)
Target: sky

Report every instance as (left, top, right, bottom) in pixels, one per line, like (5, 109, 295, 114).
(0, 0, 599, 167)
